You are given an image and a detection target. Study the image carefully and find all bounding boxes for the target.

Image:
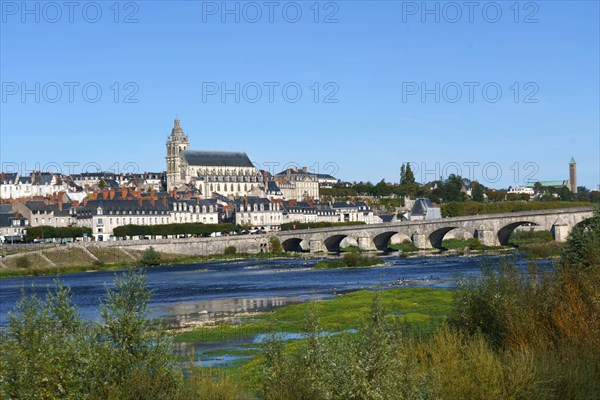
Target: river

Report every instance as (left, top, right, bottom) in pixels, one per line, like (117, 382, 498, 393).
(0, 254, 553, 327)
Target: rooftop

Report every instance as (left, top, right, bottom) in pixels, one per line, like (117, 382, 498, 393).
(181, 150, 254, 168)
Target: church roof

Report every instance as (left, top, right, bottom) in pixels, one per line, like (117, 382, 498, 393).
(180, 150, 254, 168)
(570, 156, 576, 164)
(525, 180, 568, 188)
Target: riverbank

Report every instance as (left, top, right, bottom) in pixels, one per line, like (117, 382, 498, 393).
(0, 250, 313, 278)
(0, 243, 532, 278)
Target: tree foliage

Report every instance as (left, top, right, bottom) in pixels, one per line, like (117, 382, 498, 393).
(24, 226, 92, 241)
(113, 222, 236, 238)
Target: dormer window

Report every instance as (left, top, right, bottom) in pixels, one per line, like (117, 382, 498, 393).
(97, 207, 103, 215)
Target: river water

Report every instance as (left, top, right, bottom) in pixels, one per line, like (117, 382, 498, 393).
(0, 254, 552, 327)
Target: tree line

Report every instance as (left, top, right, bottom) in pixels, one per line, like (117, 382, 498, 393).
(112, 222, 237, 238)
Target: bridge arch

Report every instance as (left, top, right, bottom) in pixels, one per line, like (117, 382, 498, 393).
(428, 227, 459, 248)
(281, 238, 304, 252)
(497, 221, 539, 246)
(372, 231, 401, 251)
(323, 234, 348, 252)
(573, 217, 594, 232)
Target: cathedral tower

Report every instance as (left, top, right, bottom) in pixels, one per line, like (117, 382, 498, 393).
(166, 116, 189, 190)
(569, 157, 577, 194)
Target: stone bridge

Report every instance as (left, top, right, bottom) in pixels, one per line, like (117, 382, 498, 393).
(65, 207, 594, 257)
(276, 207, 595, 253)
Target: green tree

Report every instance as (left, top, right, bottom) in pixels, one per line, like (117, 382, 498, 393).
(439, 174, 467, 202)
(472, 182, 485, 202)
(400, 164, 406, 185)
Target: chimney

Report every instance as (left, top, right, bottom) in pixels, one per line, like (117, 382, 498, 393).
(150, 197, 155, 206)
(196, 196, 200, 205)
(137, 197, 142, 207)
(109, 188, 115, 200)
(58, 201, 63, 211)
(82, 198, 88, 207)
(120, 188, 127, 199)
(102, 190, 108, 200)
(302, 167, 307, 173)
(161, 196, 167, 206)
(293, 166, 298, 172)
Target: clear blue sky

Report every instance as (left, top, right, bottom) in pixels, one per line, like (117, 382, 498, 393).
(1, 0, 599, 189)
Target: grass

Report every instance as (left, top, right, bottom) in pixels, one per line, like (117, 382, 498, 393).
(175, 288, 453, 344)
(388, 240, 419, 252)
(43, 247, 97, 266)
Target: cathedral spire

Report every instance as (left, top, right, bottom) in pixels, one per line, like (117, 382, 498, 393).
(171, 115, 184, 138)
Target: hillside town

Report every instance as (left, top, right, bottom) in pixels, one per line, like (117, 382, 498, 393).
(1, 118, 595, 243)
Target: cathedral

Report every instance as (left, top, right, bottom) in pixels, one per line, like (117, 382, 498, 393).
(166, 117, 264, 197)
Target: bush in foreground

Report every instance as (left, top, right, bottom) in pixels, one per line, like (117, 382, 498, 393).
(0, 269, 246, 400)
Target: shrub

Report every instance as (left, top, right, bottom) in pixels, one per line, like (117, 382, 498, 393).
(140, 246, 161, 266)
(441, 201, 592, 218)
(15, 256, 30, 269)
(269, 236, 283, 253)
(224, 245, 237, 255)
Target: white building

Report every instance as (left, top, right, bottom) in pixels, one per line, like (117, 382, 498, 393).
(170, 199, 219, 224)
(274, 167, 320, 201)
(234, 197, 284, 230)
(508, 186, 535, 196)
(331, 201, 378, 223)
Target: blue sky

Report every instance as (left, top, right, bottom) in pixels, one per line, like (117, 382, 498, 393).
(1, 0, 599, 188)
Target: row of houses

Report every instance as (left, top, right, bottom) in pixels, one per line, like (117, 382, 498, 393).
(1, 171, 166, 200)
(1, 168, 338, 202)
(0, 190, 385, 242)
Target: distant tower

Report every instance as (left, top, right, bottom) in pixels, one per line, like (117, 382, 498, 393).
(569, 157, 577, 193)
(166, 116, 189, 191)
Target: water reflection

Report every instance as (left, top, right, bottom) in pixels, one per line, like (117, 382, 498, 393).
(158, 296, 300, 328)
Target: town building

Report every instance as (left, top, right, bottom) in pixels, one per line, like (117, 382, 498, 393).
(409, 198, 441, 221)
(274, 167, 320, 201)
(234, 197, 284, 230)
(0, 204, 28, 243)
